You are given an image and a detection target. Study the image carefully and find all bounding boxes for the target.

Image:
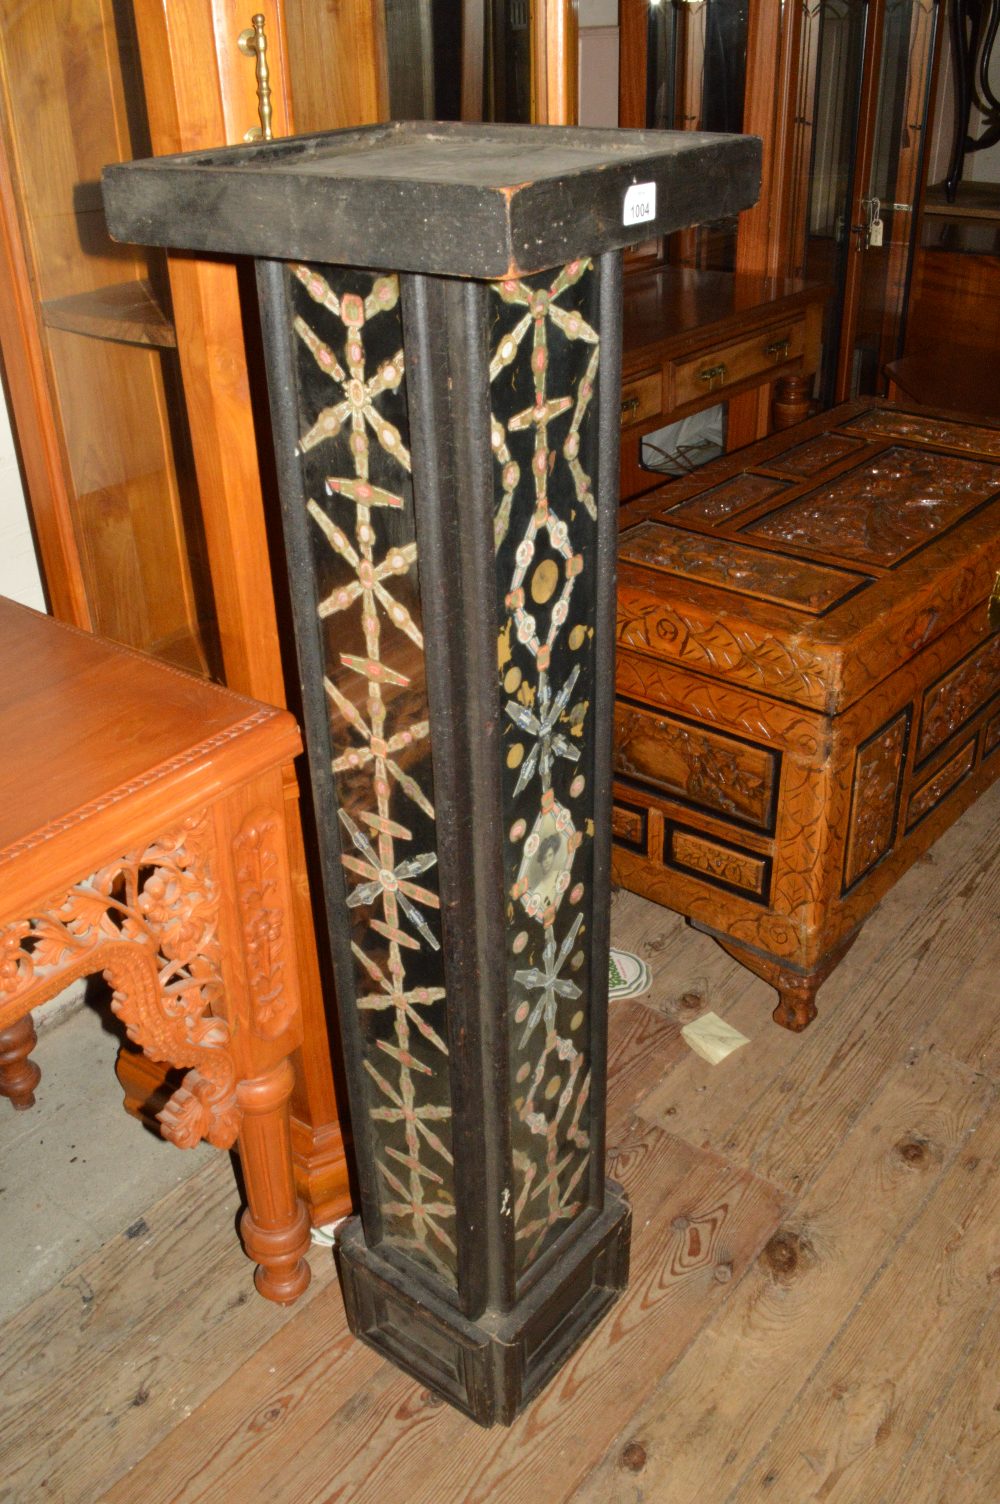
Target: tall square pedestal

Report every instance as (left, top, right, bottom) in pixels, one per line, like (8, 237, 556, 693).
(104, 122, 760, 1426)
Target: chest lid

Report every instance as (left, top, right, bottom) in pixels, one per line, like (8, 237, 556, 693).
(617, 401, 1000, 714)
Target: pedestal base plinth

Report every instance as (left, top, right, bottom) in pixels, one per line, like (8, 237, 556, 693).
(338, 1181, 631, 1427)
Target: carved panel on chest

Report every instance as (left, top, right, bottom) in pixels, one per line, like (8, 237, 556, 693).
(744, 448, 1000, 567)
(843, 711, 909, 891)
(614, 699, 778, 832)
(613, 401, 1000, 1032)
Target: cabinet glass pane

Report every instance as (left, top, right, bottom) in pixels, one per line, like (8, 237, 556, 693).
(794, 0, 869, 405)
(646, 0, 749, 270)
(384, 1, 531, 124)
(845, 0, 937, 394)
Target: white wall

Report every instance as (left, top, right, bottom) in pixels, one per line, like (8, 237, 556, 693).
(578, 0, 620, 130)
(0, 385, 45, 610)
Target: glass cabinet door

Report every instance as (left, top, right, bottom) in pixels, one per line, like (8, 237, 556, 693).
(840, 0, 937, 395)
(786, 0, 938, 403)
(645, 0, 750, 269)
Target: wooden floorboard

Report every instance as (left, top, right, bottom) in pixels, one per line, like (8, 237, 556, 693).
(732, 1102, 1000, 1503)
(572, 1043, 995, 1504)
(3, 783, 998, 1504)
(102, 1130, 781, 1504)
(0, 1157, 337, 1504)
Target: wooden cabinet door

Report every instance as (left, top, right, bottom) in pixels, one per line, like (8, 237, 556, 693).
(781, 0, 939, 404)
(132, 0, 390, 702)
(0, 0, 218, 674)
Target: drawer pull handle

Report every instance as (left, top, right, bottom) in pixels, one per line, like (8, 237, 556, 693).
(620, 395, 640, 423)
(765, 337, 791, 360)
(698, 362, 727, 390)
(989, 570, 1000, 632)
(238, 13, 274, 142)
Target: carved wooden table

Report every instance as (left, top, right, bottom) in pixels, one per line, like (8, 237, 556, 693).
(613, 400, 1000, 1029)
(102, 121, 761, 1425)
(0, 597, 311, 1304)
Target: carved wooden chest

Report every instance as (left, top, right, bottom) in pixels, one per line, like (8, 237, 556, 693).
(613, 401, 1000, 1029)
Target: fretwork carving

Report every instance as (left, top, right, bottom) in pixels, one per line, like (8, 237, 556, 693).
(0, 813, 239, 1149)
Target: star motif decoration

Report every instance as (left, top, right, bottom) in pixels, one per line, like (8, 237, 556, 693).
(338, 809, 440, 952)
(505, 664, 582, 797)
(513, 912, 584, 1047)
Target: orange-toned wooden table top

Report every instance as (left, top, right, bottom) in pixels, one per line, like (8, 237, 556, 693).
(0, 598, 312, 1302)
(0, 600, 298, 897)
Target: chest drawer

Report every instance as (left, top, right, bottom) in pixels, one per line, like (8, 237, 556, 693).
(670, 319, 805, 409)
(620, 369, 663, 429)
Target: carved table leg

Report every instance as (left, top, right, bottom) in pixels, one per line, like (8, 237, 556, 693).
(236, 1057, 312, 1303)
(773, 373, 813, 430)
(705, 927, 862, 1032)
(0, 1013, 41, 1109)
(0, 786, 311, 1304)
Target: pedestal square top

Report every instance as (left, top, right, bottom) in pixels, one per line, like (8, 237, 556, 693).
(102, 121, 761, 279)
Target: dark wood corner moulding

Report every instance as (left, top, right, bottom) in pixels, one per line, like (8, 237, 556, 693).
(102, 121, 761, 1427)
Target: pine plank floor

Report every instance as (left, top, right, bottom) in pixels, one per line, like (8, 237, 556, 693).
(2, 781, 998, 1504)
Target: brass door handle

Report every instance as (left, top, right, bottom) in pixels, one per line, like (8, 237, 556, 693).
(238, 13, 274, 142)
(764, 337, 791, 361)
(698, 363, 727, 390)
(989, 570, 1000, 631)
(620, 395, 640, 424)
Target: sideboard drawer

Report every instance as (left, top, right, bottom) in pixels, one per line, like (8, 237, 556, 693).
(620, 369, 663, 429)
(670, 319, 805, 408)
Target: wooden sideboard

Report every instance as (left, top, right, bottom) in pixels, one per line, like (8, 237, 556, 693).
(619, 267, 827, 500)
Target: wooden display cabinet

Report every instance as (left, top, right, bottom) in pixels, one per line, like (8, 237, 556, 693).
(0, 0, 217, 674)
(619, 265, 826, 500)
(616, 0, 942, 439)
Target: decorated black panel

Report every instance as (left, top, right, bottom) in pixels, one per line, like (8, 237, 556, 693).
(285, 264, 456, 1284)
(490, 259, 602, 1281)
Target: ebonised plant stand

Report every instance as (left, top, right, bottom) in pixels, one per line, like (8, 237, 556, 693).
(103, 121, 760, 1427)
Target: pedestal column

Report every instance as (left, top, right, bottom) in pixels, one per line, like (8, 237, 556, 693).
(256, 248, 628, 1423)
(102, 120, 761, 1424)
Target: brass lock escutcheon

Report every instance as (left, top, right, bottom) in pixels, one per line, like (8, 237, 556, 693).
(238, 13, 274, 142)
(989, 570, 1000, 632)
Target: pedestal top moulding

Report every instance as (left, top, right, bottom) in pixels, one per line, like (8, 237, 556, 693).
(103, 122, 761, 1428)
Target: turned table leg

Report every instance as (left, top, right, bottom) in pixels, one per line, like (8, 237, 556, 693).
(236, 1057, 312, 1304)
(0, 779, 312, 1304)
(0, 1013, 41, 1110)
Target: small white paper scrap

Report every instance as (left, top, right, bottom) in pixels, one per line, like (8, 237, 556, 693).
(310, 1216, 349, 1248)
(680, 1011, 750, 1065)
